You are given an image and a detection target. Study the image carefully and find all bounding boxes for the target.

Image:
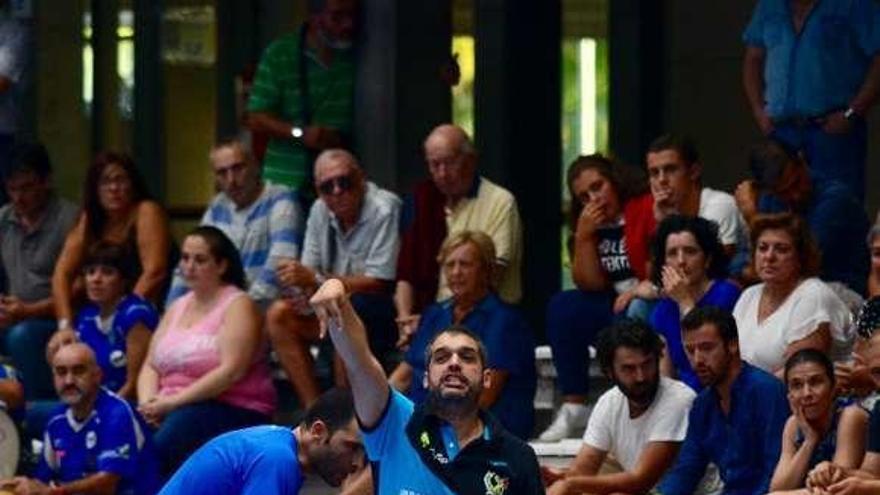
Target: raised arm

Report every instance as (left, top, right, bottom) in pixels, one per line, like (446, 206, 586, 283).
(311, 279, 389, 428)
(571, 204, 608, 291)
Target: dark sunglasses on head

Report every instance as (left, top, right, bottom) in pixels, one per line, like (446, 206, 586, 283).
(317, 175, 354, 195)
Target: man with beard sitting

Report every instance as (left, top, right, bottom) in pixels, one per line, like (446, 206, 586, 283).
(543, 319, 696, 494)
(310, 278, 543, 494)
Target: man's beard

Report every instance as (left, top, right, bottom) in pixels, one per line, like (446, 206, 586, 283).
(618, 377, 660, 410)
(59, 386, 84, 406)
(424, 381, 481, 421)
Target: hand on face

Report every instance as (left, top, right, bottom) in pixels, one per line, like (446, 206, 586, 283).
(575, 202, 605, 240)
(662, 265, 693, 305)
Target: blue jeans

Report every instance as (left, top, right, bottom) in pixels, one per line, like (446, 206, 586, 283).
(152, 401, 269, 475)
(772, 119, 867, 202)
(2, 319, 57, 401)
(545, 290, 614, 397)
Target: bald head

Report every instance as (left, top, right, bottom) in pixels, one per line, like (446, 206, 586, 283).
(52, 343, 102, 409)
(424, 124, 477, 201)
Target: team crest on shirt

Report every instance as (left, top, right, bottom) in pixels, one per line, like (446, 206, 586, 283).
(109, 350, 127, 368)
(483, 471, 509, 495)
(86, 431, 97, 449)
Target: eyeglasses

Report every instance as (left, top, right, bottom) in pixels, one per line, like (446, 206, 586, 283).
(317, 175, 354, 196)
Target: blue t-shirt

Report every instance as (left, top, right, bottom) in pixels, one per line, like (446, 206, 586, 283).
(159, 425, 304, 495)
(36, 388, 160, 495)
(364, 390, 455, 495)
(743, 0, 880, 119)
(659, 363, 789, 495)
(75, 294, 159, 392)
(649, 280, 741, 391)
(758, 178, 869, 294)
(404, 293, 537, 439)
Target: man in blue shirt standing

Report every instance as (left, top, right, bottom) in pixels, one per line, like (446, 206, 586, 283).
(159, 388, 364, 495)
(659, 306, 790, 495)
(742, 0, 880, 202)
(1, 343, 159, 495)
(311, 278, 544, 494)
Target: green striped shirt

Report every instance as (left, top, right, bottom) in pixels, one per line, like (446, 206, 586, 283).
(248, 31, 355, 191)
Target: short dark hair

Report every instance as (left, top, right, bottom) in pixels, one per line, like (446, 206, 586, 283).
(783, 348, 835, 388)
(301, 387, 356, 434)
(4, 141, 52, 182)
(424, 325, 488, 368)
(647, 133, 700, 166)
(650, 215, 729, 285)
(83, 241, 138, 283)
(186, 225, 247, 289)
(681, 306, 739, 343)
(596, 319, 663, 374)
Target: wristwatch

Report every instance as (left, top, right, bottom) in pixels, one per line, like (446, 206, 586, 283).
(843, 107, 858, 121)
(290, 126, 304, 141)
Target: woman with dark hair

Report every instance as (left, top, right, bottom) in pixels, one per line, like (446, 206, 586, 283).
(539, 154, 658, 442)
(52, 151, 171, 337)
(869, 223, 880, 297)
(74, 241, 158, 401)
(137, 226, 274, 473)
(733, 213, 853, 376)
(648, 215, 741, 391)
(768, 349, 868, 494)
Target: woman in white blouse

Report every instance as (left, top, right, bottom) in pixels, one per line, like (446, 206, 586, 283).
(733, 213, 852, 376)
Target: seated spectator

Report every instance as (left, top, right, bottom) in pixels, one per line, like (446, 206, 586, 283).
(804, 311, 880, 494)
(736, 139, 870, 294)
(0, 142, 78, 401)
(733, 213, 853, 375)
(646, 133, 749, 274)
(0, 343, 159, 495)
(649, 215, 741, 391)
(137, 226, 275, 474)
(159, 388, 364, 495)
(540, 154, 656, 442)
(75, 242, 158, 401)
(388, 230, 536, 439)
(768, 349, 868, 493)
(543, 319, 695, 495)
(395, 124, 522, 347)
(52, 152, 171, 341)
(165, 138, 303, 308)
(659, 307, 790, 495)
(869, 223, 880, 297)
(267, 149, 400, 407)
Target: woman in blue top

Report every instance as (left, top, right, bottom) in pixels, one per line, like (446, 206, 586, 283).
(74, 241, 158, 401)
(388, 230, 536, 440)
(649, 215, 740, 391)
(769, 349, 868, 493)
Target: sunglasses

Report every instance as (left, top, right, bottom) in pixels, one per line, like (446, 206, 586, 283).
(317, 175, 354, 195)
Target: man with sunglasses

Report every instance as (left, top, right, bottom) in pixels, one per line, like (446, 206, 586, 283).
(268, 148, 401, 409)
(164, 138, 303, 308)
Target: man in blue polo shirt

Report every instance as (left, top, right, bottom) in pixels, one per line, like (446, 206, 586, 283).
(742, 0, 880, 201)
(311, 278, 543, 494)
(659, 307, 790, 495)
(1, 343, 159, 495)
(159, 387, 363, 495)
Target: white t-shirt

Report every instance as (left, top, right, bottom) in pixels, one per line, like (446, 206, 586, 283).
(734, 277, 853, 373)
(699, 187, 747, 247)
(582, 377, 696, 472)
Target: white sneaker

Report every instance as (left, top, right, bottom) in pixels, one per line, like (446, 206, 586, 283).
(537, 402, 588, 442)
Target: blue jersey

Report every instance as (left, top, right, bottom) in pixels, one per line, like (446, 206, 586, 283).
(36, 388, 160, 495)
(75, 294, 158, 392)
(159, 425, 304, 495)
(0, 362, 23, 423)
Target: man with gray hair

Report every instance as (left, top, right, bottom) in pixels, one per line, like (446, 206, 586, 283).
(267, 148, 401, 408)
(165, 138, 303, 308)
(395, 124, 523, 348)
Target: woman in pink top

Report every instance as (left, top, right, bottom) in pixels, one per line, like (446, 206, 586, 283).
(137, 226, 276, 473)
